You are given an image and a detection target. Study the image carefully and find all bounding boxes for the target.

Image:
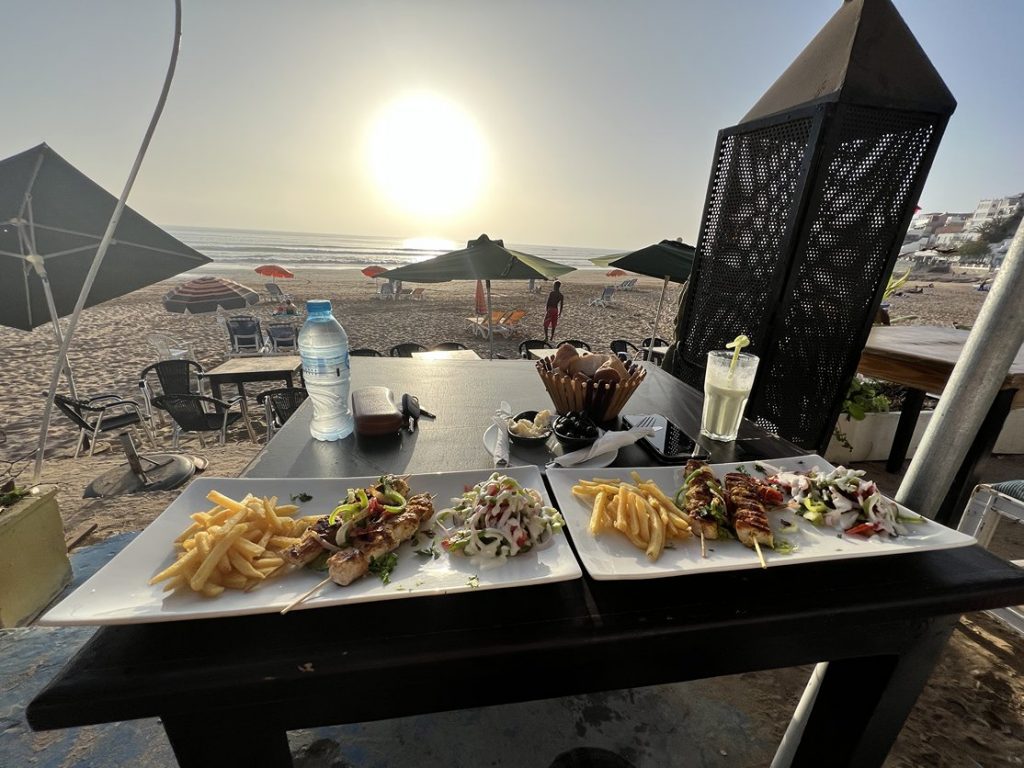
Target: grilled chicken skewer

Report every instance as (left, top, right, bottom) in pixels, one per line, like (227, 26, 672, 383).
(722, 472, 773, 567)
(680, 460, 729, 544)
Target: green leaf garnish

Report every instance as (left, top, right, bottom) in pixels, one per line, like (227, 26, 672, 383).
(290, 492, 313, 503)
(368, 552, 398, 585)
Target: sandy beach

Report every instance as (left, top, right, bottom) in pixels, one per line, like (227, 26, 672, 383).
(1, 269, 1020, 766)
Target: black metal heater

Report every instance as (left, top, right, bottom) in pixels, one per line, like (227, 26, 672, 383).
(668, 0, 956, 452)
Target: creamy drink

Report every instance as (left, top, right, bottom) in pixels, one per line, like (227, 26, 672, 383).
(701, 349, 759, 442)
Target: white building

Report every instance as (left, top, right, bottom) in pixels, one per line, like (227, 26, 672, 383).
(967, 194, 1023, 231)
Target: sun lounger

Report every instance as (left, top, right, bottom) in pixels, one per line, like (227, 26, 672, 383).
(493, 309, 527, 337)
(616, 278, 638, 291)
(589, 286, 616, 307)
(466, 310, 509, 338)
(265, 283, 291, 302)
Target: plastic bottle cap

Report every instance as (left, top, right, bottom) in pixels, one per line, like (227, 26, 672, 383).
(306, 300, 332, 314)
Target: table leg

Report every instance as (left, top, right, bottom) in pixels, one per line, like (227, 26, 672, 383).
(886, 388, 926, 473)
(935, 388, 1016, 527)
(210, 381, 222, 400)
(790, 616, 956, 768)
(163, 711, 292, 767)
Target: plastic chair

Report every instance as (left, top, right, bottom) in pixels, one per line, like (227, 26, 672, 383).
(958, 481, 1024, 636)
(139, 359, 207, 429)
(152, 393, 254, 448)
(256, 387, 308, 441)
(226, 315, 265, 355)
(52, 392, 155, 457)
(558, 339, 592, 351)
(350, 348, 383, 357)
(145, 333, 195, 362)
(610, 339, 640, 358)
(431, 342, 468, 351)
(389, 342, 428, 358)
(519, 339, 552, 359)
(266, 322, 298, 352)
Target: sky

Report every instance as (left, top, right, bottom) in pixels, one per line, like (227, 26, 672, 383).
(3, 0, 1023, 250)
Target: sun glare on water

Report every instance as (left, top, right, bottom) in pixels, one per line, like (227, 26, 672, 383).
(366, 92, 487, 219)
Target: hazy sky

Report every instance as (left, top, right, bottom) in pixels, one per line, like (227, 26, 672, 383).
(3, 0, 1022, 249)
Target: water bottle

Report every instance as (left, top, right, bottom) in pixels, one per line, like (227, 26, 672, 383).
(298, 300, 353, 441)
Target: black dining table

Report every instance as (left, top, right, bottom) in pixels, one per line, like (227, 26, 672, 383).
(27, 359, 1024, 767)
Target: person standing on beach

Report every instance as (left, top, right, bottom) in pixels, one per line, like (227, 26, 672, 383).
(544, 280, 564, 342)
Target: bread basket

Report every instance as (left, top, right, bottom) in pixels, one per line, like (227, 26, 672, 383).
(535, 356, 646, 424)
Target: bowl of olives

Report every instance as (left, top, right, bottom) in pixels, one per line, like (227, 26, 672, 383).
(552, 411, 599, 452)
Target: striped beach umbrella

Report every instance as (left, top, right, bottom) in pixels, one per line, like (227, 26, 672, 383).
(162, 276, 260, 314)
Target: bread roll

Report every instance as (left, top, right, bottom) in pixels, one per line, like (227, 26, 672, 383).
(565, 353, 606, 379)
(552, 343, 579, 372)
(592, 361, 622, 384)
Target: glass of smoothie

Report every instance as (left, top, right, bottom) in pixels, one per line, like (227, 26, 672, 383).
(700, 350, 759, 442)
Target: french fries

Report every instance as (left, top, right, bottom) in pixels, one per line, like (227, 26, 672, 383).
(572, 472, 692, 561)
(149, 491, 320, 596)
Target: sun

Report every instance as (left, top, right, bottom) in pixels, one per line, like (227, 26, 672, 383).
(366, 92, 487, 219)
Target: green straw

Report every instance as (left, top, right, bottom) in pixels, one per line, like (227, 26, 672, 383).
(725, 334, 750, 379)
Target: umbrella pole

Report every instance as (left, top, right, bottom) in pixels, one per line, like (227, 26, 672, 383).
(485, 279, 494, 359)
(647, 276, 669, 361)
(40, 275, 80, 400)
(33, 0, 183, 483)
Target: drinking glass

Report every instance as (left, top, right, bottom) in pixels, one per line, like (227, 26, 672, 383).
(700, 350, 759, 442)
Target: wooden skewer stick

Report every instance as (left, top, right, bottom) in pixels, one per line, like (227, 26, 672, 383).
(699, 527, 706, 559)
(280, 576, 332, 615)
(753, 538, 767, 569)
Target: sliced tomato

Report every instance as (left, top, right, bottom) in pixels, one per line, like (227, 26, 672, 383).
(845, 522, 876, 537)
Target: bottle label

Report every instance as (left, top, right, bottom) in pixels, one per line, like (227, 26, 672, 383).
(302, 351, 349, 378)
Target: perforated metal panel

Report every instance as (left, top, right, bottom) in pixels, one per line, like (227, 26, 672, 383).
(750, 107, 937, 443)
(672, 105, 947, 451)
(675, 115, 817, 391)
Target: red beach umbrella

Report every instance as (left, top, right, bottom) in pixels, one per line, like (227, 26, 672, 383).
(606, 268, 628, 277)
(255, 264, 294, 279)
(362, 265, 387, 278)
(475, 279, 487, 316)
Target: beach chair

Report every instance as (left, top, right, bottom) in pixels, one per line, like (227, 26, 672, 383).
(266, 322, 298, 352)
(558, 339, 591, 351)
(377, 283, 395, 300)
(350, 348, 383, 357)
(519, 339, 552, 359)
(493, 309, 527, 337)
(389, 342, 428, 358)
(958, 481, 1024, 636)
(409, 287, 425, 300)
(265, 283, 290, 303)
(466, 310, 508, 338)
(152, 393, 253, 448)
(51, 392, 155, 458)
(589, 286, 616, 307)
(226, 315, 266, 355)
(256, 387, 308, 442)
(617, 278, 638, 291)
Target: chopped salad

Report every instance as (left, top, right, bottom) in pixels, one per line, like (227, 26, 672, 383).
(770, 465, 923, 538)
(436, 473, 565, 564)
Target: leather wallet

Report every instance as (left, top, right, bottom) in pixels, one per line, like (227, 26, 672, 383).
(351, 386, 404, 436)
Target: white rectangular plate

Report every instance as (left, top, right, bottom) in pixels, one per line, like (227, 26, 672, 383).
(40, 467, 581, 625)
(547, 455, 977, 580)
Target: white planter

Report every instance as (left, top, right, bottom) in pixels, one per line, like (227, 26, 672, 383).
(994, 409, 1024, 454)
(826, 407, 1024, 463)
(825, 411, 933, 463)
(0, 485, 71, 627)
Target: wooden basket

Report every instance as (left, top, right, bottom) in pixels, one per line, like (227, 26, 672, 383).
(535, 357, 646, 423)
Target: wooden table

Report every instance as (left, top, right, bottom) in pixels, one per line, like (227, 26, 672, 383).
(26, 360, 1024, 768)
(857, 326, 1024, 524)
(529, 346, 584, 361)
(411, 349, 481, 361)
(202, 355, 303, 400)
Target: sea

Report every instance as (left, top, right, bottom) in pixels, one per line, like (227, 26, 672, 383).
(166, 226, 614, 273)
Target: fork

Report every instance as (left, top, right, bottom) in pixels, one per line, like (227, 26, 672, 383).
(634, 415, 659, 431)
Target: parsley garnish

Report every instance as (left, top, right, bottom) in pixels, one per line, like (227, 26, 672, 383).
(368, 552, 398, 585)
(291, 492, 313, 503)
(467, 575, 480, 588)
(736, 464, 749, 476)
(415, 545, 439, 559)
(753, 463, 767, 475)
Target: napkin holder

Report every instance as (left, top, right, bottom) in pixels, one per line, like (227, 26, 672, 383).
(352, 386, 404, 436)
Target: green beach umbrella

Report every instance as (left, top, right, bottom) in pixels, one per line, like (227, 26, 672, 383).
(381, 234, 573, 357)
(592, 238, 695, 359)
